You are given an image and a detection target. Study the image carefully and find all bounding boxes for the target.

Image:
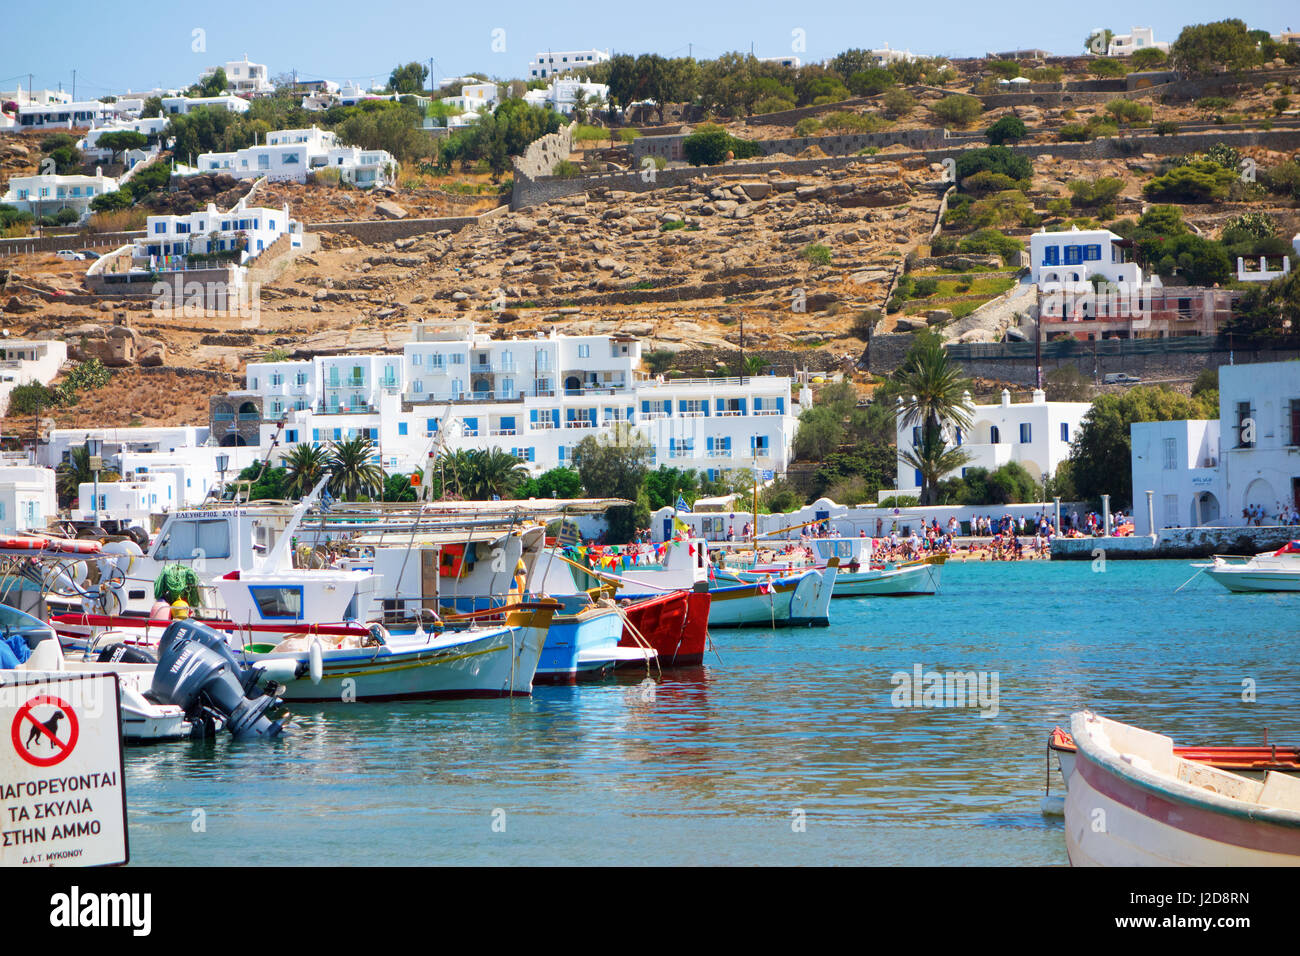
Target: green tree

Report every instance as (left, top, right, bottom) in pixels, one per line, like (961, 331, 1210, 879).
(893, 336, 973, 505)
(573, 425, 652, 542)
(516, 466, 584, 500)
(384, 471, 419, 502)
(985, 115, 1027, 145)
(56, 445, 120, 509)
(95, 130, 148, 164)
(1069, 387, 1218, 507)
(642, 466, 702, 511)
(327, 436, 385, 501)
(793, 406, 845, 460)
(457, 448, 529, 500)
(1129, 47, 1169, 70)
(388, 62, 429, 94)
(846, 68, 895, 96)
(194, 67, 228, 97)
(1170, 19, 1261, 74)
(930, 94, 983, 127)
(282, 442, 329, 499)
(955, 145, 1032, 188)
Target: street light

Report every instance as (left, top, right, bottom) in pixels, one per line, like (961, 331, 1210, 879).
(85, 437, 103, 526)
(216, 453, 229, 500)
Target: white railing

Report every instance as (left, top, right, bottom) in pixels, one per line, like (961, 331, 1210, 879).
(753, 408, 781, 416)
(707, 449, 733, 458)
(639, 411, 669, 420)
(715, 409, 743, 417)
(489, 428, 518, 436)
(679, 411, 706, 418)
(532, 420, 558, 430)
(564, 419, 597, 429)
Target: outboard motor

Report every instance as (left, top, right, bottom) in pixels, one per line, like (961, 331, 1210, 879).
(150, 619, 286, 740)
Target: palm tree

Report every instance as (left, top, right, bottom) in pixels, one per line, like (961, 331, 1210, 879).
(56, 445, 120, 510)
(282, 442, 329, 500)
(434, 449, 474, 499)
(460, 449, 529, 500)
(895, 338, 974, 505)
(326, 436, 384, 501)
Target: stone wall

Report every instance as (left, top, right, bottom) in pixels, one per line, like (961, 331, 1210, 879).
(946, 345, 1300, 387)
(509, 122, 578, 211)
(628, 126, 947, 163)
(865, 329, 918, 374)
(1052, 525, 1296, 559)
(0, 230, 146, 259)
(665, 347, 846, 375)
(306, 214, 482, 242)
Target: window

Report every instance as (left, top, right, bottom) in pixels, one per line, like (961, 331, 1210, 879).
(1060, 422, 1070, 442)
(1064, 245, 1083, 266)
(399, 422, 408, 436)
(1163, 494, 1178, 528)
(154, 519, 231, 561)
(1163, 437, 1177, 470)
(578, 344, 590, 358)
(1236, 401, 1255, 448)
(1083, 245, 1102, 261)
(1289, 399, 1300, 447)
(989, 426, 1000, 445)
(258, 155, 270, 169)
(1041, 246, 1060, 266)
(1019, 423, 1032, 443)
(249, 585, 304, 620)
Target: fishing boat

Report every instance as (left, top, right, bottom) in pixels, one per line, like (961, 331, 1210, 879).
(1196, 540, 1300, 593)
(533, 537, 836, 628)
(611, 585, 710, 667)
(727, 537, 944, 597)
(1063, 711, 1300, 866)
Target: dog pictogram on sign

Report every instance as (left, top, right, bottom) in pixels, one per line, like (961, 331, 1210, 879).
(11, 695, 79, 767)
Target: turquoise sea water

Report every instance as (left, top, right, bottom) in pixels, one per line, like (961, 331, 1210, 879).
(122, 560, 1299, 865)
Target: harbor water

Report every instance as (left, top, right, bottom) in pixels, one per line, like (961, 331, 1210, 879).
(123, 560, 1298, 865)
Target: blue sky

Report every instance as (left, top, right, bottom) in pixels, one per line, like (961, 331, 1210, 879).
(2, 2, 1295, 97)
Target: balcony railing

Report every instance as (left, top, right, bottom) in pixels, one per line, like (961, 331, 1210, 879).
(564, 419, 598, 429)
(489, 428, 519, 437)
(532, 420, 558, 430)
(638, 411, 669, 420)
(715, 409, 743, 417)
(753, 408, 781, 416)
(707, 449, 733, 458)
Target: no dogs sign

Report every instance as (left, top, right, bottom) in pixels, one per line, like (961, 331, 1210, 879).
(0, 673, 128, 867)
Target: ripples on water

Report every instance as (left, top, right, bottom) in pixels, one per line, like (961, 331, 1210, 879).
(124, 561, 1300, 865)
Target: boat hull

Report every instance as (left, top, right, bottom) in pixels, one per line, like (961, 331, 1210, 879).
(535, 605, 626, 683)
(244, 621, 545, 702)
(617, 589, 709, 667)
(1203, 568, 1300, 592)
(1064, 713, 1300, 867)
(833, 559, 942, 597)
(706, 568, 833, 628)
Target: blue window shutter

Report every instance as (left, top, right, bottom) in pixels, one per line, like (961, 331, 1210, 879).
(955, 427, 963, 445)
(312, 429, 319, 442)
(551, 409, 560, 427)
(777, 397, 785, 413)
(1061, 422, 1069, 441)
(914, 468, 923, 486)
(663, 400, 671, 414)
(706, 437, 714, 451)
(670, 438, 676, 452)
(399, 422, 408, 435)
(641, 401, 650, 414)
(333, 428, 341, 440)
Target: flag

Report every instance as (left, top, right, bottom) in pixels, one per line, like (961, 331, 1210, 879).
(1277, 540, 1300, 555)
(673, 516, 690, 533)
(676, 495, 691, 513)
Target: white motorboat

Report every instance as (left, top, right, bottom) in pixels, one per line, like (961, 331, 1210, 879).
(0, 605, 197, 742)
(1198, 541, 1300, 593)
(1064, 711, 1300, 866)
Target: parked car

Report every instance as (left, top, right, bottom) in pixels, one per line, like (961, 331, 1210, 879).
(1102, 373, 1141, 386)
(77, 249, 103, 259)
(54, 250, 84, 261)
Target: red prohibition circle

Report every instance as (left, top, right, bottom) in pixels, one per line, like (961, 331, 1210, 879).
(11, 695, 79, 767)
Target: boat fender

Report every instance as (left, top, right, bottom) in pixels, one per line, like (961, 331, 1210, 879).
(254, 659, 300, 685)
(308, 640, 324, 685)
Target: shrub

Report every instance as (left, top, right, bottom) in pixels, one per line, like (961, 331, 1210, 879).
(958, 228, 1023, 264)
(1028, 66, 1064, 83)
(846, 68, 895, 96)
(801, 243, 833, 266)
(309, 167, 341, 186)
(1046, 197, 1071, 216)
(551, 159, 583, 178)
(962, 170, 1023, 196)
(1089, 58, 1126, 77)
(794, 117, 822, 137)
(1105, 99, 1153, 125)
(930, 94, 983, 127)
(1195, 96, 1233, 111)
(754, 96, 796, 114)
(955, 145, 1031, 188)
(1057, 124, 1089, 142)
(1154, 120, 1179, 135)
(1274, 96, 1293, 114)
(1069, 176, 1125, 208)
(617, 128, 640, 142)
(985, 115, 1027, 145)
(6, 382, 57, 415)
(1261, 160, 1300, 200)
(1129, 47, 1169, 70)
(681, 126, 762, 166)
(1143, 160, 1236, 202)
(881, 88, 916, 118)
(988, 60, 1021, 79)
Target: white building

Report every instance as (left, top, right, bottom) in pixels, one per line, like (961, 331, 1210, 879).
(893, 388, 1091, 497)
(160, 95, 250, 116)
(1131, 360, 1300, 528)
(78, 117, 168, 164)
(136, 197, 301, 262)
(0, 88, 72, 107)
(443, 82, 499, 115)
(0, 170, 119, 223)
(528, 49, 611, 79)
(1030, 227, 1144, 287)
(226, 321, 805, 479)
(14, 98, 141, 130)
(200, 55, 274, 96)
(0, 466, 57, 533)
(1107, 27, 1170, 57)
(757, 56, 802, 69)
(75, 473, 180, 528)
(545, 79, 609, 115)
(196, 126, 396, 187)
(0, 339, 67, 415)
(866, 45, 917, 67)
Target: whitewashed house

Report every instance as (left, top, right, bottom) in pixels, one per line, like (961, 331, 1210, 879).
(1030, 226, 1145, 287)
(0, 466, 57, 533)
(529, 49, 610, 79)
(0, 340, 67, 415)
(225, 322, 805, 479)
(15, 99, 142, 130)
(160, 95, 250, 116)
(893, 388, 1091, 497)
(1107, 27, 1170, 57)
(200, 55, 274, 96)
(196, 127, 395, 186)
(0, 170, 119, 223)
(1131, 360, 1300, 528)
(0, 89, 72, 107)
(136, 197, 300, 261)
(78, 117, 168, 164)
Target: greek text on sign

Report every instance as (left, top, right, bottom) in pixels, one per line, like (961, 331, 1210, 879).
(1, 673, 128, 867)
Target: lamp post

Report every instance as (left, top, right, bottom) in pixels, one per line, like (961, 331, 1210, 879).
(85, 437, 103, 526)
(216, 453, 229, 501)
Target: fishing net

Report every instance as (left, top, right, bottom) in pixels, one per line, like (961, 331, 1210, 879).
(154, 564, 203, 607)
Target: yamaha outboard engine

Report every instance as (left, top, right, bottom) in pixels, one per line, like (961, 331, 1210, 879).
(151, 620, 286, 740)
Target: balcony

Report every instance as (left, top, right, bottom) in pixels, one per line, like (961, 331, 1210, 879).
(639, 411, 669, 421)
(753, 408, 781, 416)
(715, 409, 743, 417)
(707, 449, 733, 458)
(564, 419, 598, 429)
(317, 404, 376, 415)
(489, 428, 519, 437)
(531, 420, 558, 430)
